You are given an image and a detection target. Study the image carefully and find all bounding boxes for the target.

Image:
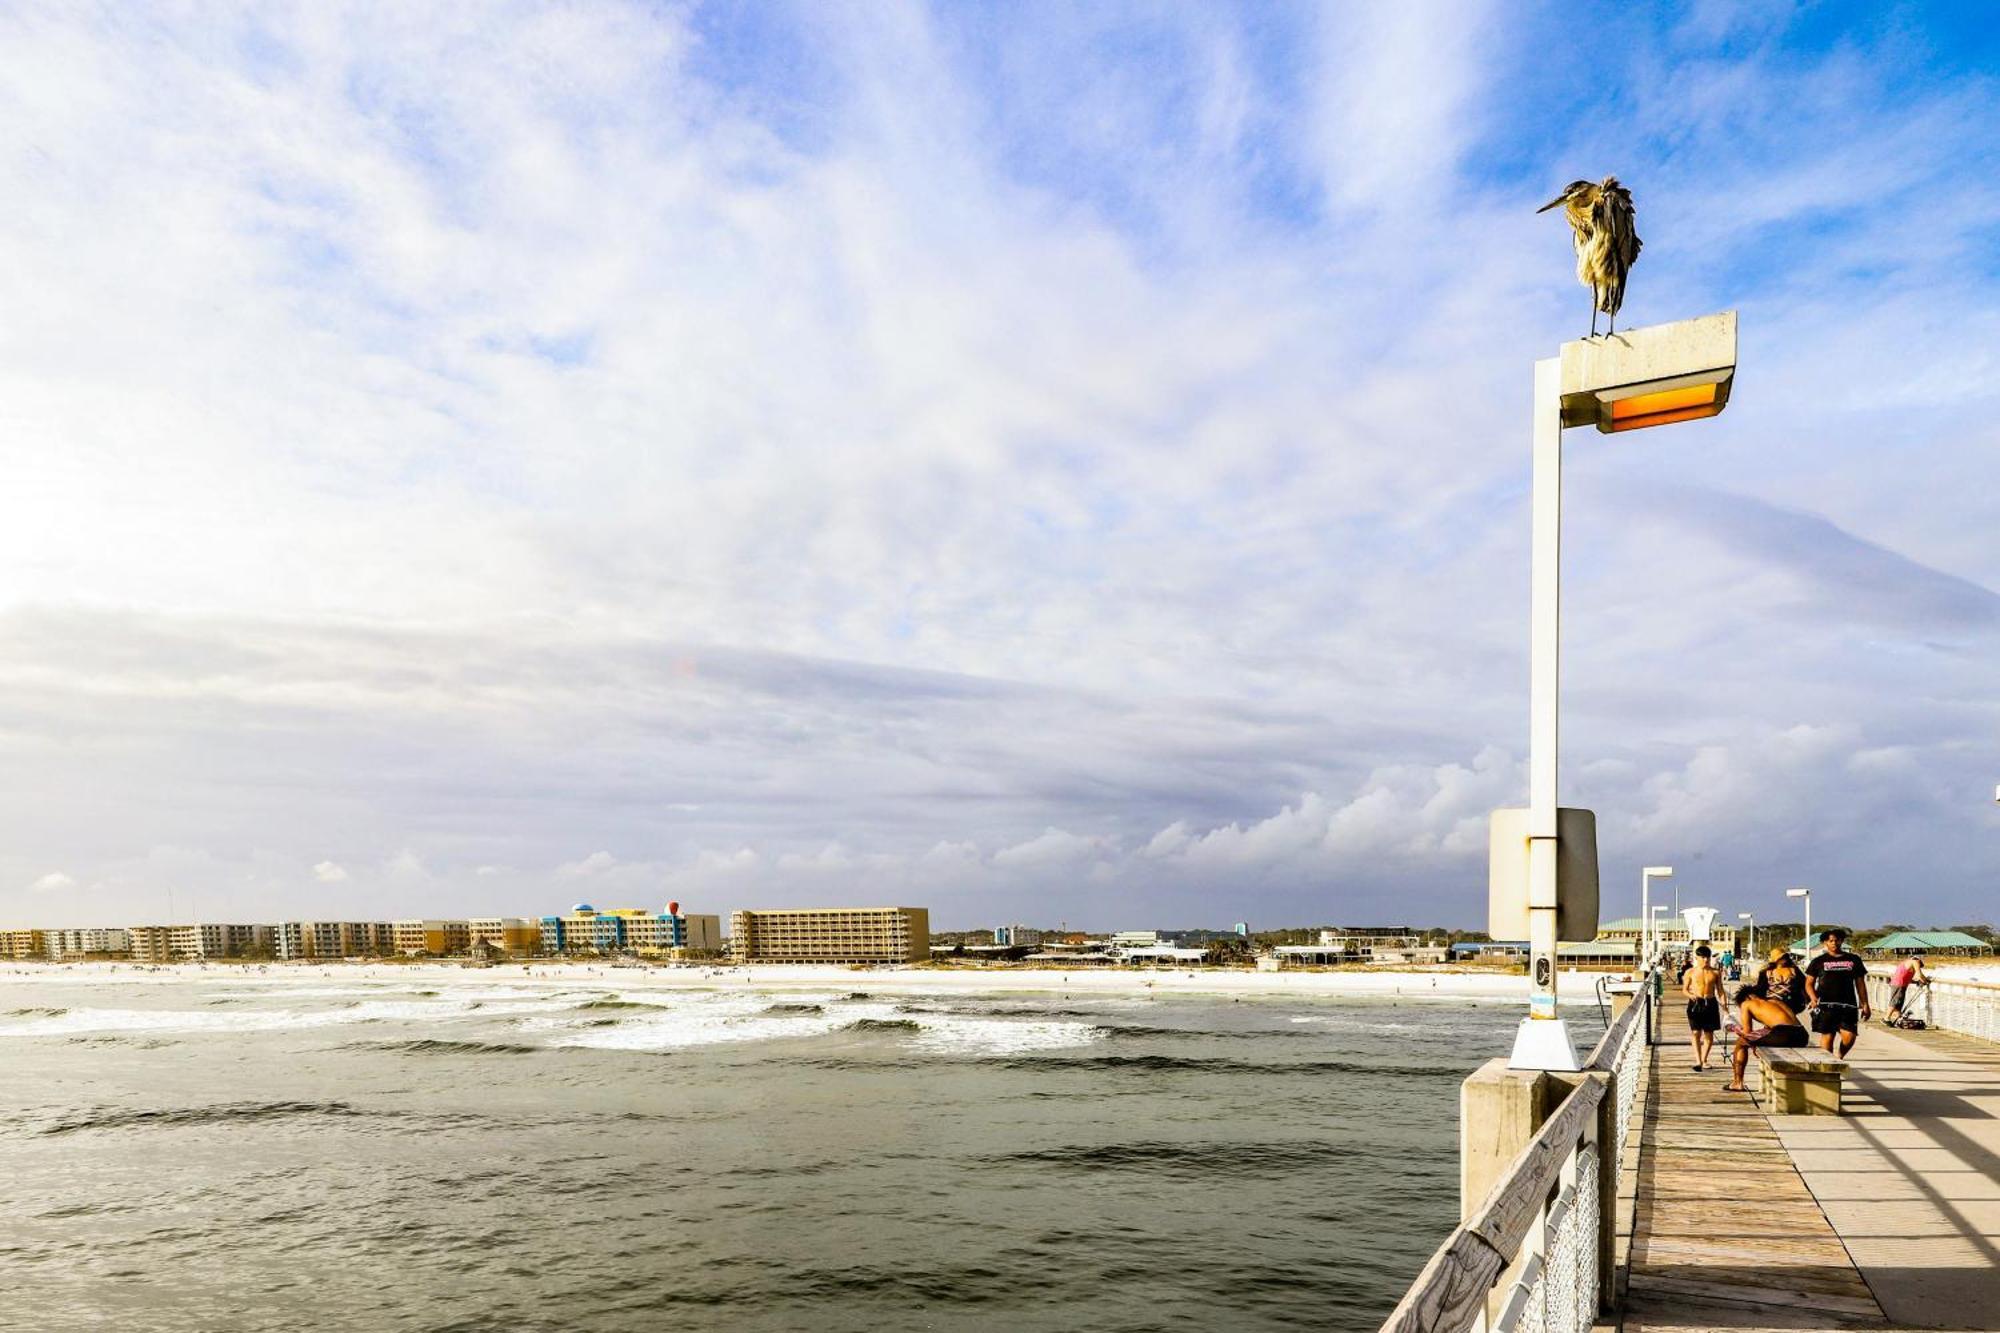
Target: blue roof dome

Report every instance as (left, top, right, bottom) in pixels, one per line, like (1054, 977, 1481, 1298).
(572, 902, 595, 913)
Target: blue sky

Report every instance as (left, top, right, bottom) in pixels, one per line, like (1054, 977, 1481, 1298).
(0, 1, 1995, 931)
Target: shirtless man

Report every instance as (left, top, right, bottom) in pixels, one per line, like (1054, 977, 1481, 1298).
(1725, 984, 1809, 1092)
(1683, 944, 1724, 1071)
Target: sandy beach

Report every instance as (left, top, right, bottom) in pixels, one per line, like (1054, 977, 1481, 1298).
(0, 958, 1631, 1002)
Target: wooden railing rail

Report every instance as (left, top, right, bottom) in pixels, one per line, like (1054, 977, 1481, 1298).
(1381, 969, 1654, 1333)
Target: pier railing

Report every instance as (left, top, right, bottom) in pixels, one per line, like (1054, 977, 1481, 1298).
(1381, 974, 1652, 1333)
(1867, 974, 2000, 1044)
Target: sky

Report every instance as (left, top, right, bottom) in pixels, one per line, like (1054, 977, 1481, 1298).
(1, 1, 1996, 933)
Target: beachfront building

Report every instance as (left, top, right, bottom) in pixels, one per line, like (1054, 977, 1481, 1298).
(391, 919, 471, 956)
(44, 927, 131, 960)
(539, 905, 723, 957)
(1596, 915, 1739, 956)
(993, 925, 1043, 947)
(268, 921, 393, 960)
(1272, 929, 1447, 966)
(729, 907, 930, 965)
(1122, 945, 1210, 965)
(1, 928, 49, 960)
(467, 917, 542, 956)
(124, 924, 273, 962)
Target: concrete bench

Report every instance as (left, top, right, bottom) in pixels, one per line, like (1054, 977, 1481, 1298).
(1753, 1044, 1848, 1115)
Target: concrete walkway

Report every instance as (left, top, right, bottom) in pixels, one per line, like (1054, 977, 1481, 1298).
(1769, 1026, 2000, 1331)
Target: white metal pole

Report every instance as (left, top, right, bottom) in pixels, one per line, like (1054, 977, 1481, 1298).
(1641, 871, 1649, 968)
(1527, 355, 1562, 1022)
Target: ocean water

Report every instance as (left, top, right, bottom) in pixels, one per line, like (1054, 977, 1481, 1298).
(0, 974, 1599, 1332)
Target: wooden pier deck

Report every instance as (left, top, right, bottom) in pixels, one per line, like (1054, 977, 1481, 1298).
(1621, 1027, 1886, 1330)
(1616, 1021, 2000, 1332)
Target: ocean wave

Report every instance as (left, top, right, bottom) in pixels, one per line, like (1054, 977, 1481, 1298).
(360, 1039, 541, 1056)
(0, 996, 572, 1039)
(40, 1100, 369, 1136)
(764, 1002, 825, 1015)
(994, 1053, 1461, 1077)
(5, 1006, 66, 1017)
(991, 1139, 1333, 1177)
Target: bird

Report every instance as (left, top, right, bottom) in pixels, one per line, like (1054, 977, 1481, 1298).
(1538, 176, 1641, 338)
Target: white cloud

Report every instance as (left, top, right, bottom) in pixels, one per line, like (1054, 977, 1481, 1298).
(0, 6, 1992, 930)
(29, 872, 76, 895)
(312, 861, 349, 883)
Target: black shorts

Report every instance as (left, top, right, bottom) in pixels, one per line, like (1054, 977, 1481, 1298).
(1812, 1003, 1860, 1035)
(1686, 997, 1721, 1032)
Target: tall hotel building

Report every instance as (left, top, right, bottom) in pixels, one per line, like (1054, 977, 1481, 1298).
(728, 907, 929, 965)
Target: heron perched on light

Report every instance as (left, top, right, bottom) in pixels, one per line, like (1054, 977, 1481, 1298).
(1538, 176, 1641, 338)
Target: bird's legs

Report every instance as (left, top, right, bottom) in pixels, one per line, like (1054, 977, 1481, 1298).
(1589, 294, 1599, 339)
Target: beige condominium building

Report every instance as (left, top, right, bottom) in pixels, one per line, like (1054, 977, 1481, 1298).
(126, 924, 272, 962)
(273, 921, 397, 960)
(729, 907, 929, 965)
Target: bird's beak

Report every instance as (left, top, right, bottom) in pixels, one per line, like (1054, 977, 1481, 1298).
(1535, 195, 1565, 213)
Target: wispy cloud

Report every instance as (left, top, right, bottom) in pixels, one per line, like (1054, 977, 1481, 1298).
(0, 3, 1993, 929)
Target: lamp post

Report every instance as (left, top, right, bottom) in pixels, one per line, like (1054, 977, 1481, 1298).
(1503, 313, 1739, 1072)
(1642, 866, 1673, 968)
(1651, 905, 1669, 960)
(1786, 887, 1811, 952)
(1738, 911, 1755, 963)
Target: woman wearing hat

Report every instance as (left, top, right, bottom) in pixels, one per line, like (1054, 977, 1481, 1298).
(1755, 946, 1808, 1013)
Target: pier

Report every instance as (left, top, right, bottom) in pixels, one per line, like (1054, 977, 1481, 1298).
(1385, 973, 2000, 1332)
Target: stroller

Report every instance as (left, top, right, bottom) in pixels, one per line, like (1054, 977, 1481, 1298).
(1887, 981, 1931, 1030)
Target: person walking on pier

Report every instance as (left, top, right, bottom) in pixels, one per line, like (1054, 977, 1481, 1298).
(1804, 929, 1870, 1056)
(1723, 983, 1809, 1092)
(1683, 944, 1724, 1071)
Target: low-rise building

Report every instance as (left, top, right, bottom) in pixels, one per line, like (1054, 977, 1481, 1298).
(729, 907, 929, 965)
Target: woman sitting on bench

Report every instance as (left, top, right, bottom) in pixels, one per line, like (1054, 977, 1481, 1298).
(1725, 983, 1809, 1093)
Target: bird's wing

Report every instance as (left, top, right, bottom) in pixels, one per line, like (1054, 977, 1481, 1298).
(1596, 181, 1641, 266)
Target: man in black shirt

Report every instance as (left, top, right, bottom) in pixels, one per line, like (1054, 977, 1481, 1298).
(1803, 929, 1870, 1055)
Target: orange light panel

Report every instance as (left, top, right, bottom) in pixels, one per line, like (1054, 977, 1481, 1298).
(1604, 403, 1723, 432)
(1607, 382, 1717, 420)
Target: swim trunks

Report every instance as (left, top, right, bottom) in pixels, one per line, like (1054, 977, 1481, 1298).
(1686, 997, 1721, 1032)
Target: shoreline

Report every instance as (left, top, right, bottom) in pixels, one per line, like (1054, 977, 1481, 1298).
(0, 959, 1632, 1001)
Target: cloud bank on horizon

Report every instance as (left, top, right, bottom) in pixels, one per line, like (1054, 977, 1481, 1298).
(2, 2, 1995, 931)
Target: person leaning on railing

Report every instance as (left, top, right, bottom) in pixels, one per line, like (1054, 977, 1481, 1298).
(1888, 951, 1929, 1025)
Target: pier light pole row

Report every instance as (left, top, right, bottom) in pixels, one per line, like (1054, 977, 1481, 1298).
(1498, 313, 1739, 1072)
(1738, 911, 1755, 963)
(1787, 886, 1811, 951)
(1642, 866, 1673, 966)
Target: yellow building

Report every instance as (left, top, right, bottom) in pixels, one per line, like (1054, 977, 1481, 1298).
(728, 907, 929, 965)
(391, 919, 471, 956)
(467, 917, 540, 955)
(1, 928, 48, 961)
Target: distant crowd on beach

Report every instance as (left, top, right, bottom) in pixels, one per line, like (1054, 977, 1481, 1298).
(1672, 930, 1932, 1090)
